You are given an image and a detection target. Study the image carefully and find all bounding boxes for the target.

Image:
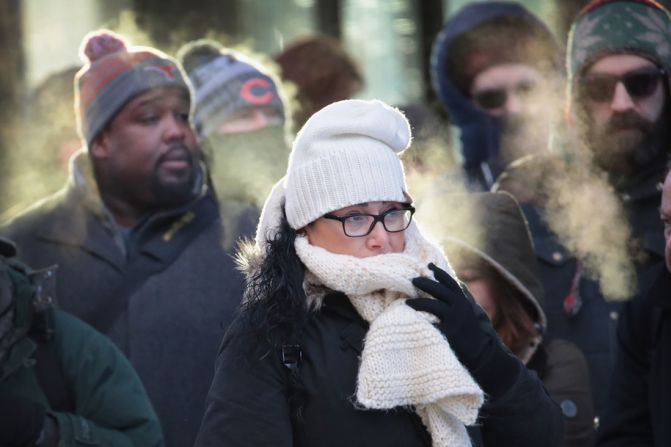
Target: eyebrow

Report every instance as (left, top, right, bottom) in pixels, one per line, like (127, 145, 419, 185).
(133, 91, 190, 109)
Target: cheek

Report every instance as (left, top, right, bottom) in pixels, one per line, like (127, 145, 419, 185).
(305, 222, 355, 254)
(389, 232, 406, 253)
(464, 280, 497, 317)
(587, 103, 610, 128)
(641, 88, 666, 123)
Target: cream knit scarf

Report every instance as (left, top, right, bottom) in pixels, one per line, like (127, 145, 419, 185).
(294, 223, 484, 447)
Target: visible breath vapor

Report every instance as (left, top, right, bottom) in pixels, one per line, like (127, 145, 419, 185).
(497, 133, 638, 301)
(545, 136, 637, 301)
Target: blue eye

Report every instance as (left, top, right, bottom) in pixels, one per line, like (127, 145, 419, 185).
(344, 214, 367, 223)
(385, 210, 403, 221)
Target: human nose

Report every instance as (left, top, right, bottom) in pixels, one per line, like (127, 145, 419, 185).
(248, 109, 270, 131)
(503, 91, 523, 115)
(163, 113, 188, 141)
(611, 82, 635, 112)
(365, 221, 391, 252)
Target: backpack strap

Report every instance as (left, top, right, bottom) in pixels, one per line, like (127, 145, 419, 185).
(281, 344, 302, 376)
(280, 343, 304, 418)
(32, 335, 75, 412)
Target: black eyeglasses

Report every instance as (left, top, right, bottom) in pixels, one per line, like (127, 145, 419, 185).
(323, 206, 416, 237)
(472, 80, 537, 110)
(578, 67, 666, 103)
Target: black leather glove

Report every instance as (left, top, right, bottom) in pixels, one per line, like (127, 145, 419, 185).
(407, 263, 521, 398)
(0, 395, 46, 447)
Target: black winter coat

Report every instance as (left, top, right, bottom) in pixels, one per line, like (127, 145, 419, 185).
(195, 293, 563, 447)
(596, 264, 671, 446)
(519, 162, 665, 418)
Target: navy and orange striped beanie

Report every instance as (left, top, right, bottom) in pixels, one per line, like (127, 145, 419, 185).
(74, 29, 191, 147)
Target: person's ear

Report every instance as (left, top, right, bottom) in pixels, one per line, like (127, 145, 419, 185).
(89, 132, 110, 159)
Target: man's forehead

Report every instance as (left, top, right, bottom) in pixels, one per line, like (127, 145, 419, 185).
(586, 53, 658, 76)
(127, 87, 190, 108)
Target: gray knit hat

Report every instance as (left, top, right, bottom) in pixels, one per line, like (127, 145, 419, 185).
(74, 29, 192, 147)
(178, 41, 285, 138)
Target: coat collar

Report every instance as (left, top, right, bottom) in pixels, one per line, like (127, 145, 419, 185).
(34, 151, 218, 271)
(650, 265, 671, 310)
(322, 293, 368, 355)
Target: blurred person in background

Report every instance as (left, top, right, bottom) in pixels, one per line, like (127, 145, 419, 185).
(444, 192, 594, 447)
(0, 30, 256, 447)
(430, 1, 563, 191)
(596, 166, 671, 446)
(495, 0, 671, 422)
(0, 237, 162, 446)
(178, 40, 289, 207)
(274, 34, 363, 133)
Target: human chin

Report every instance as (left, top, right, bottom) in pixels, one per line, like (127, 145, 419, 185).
(151, 166, 197, 207)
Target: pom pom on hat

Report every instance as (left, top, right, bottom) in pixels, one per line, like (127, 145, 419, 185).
(80, 30, 129, 64)
(284, 99, 412, 229)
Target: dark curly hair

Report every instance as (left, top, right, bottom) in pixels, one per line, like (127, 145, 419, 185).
(236, 212, 308, 346)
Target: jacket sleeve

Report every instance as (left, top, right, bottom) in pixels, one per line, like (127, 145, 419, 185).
(540, 339, 595, 447)
(194, 318, 294, 447)
(467, 291, 563, 446)
(595, 292, 654, 446)
(52, 311, 164, 447)
(477, 363, 563, 446)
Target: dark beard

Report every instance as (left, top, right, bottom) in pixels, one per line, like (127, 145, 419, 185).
(150, 144, 199, 208)
(588, 107, 669, 176)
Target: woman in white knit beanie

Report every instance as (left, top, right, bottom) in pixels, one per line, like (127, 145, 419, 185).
(194, 99, 562, 447)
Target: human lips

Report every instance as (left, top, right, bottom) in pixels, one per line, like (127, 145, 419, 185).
(156, 146, 195, 181)
(159, 146, 192, 170)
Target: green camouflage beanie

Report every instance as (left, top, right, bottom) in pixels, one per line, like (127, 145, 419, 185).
(567, 0, 671, 83)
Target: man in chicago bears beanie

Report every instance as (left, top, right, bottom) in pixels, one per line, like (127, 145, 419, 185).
(178, 39, 289, 206)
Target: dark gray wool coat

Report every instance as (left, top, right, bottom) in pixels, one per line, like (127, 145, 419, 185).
(0, 152, 257, 447)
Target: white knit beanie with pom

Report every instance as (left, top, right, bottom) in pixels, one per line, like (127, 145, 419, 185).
(284, 99, 411, 230)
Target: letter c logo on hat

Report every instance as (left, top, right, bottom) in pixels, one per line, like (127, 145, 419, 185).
(241, 78, 274, 104)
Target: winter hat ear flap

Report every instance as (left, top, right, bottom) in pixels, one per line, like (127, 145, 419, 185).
(254, 176, 288, 252)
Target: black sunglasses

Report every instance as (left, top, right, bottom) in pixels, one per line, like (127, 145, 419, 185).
(472, 80, 537, 110)
(578, 67, 666, 103)
(323, 206, 416, 238)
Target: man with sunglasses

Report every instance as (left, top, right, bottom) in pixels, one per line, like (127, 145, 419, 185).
(495, 0, 671, 428)
(431, 1, 563, 191)
(570, 3, 670, 181)
(568, 0, 670, 416)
